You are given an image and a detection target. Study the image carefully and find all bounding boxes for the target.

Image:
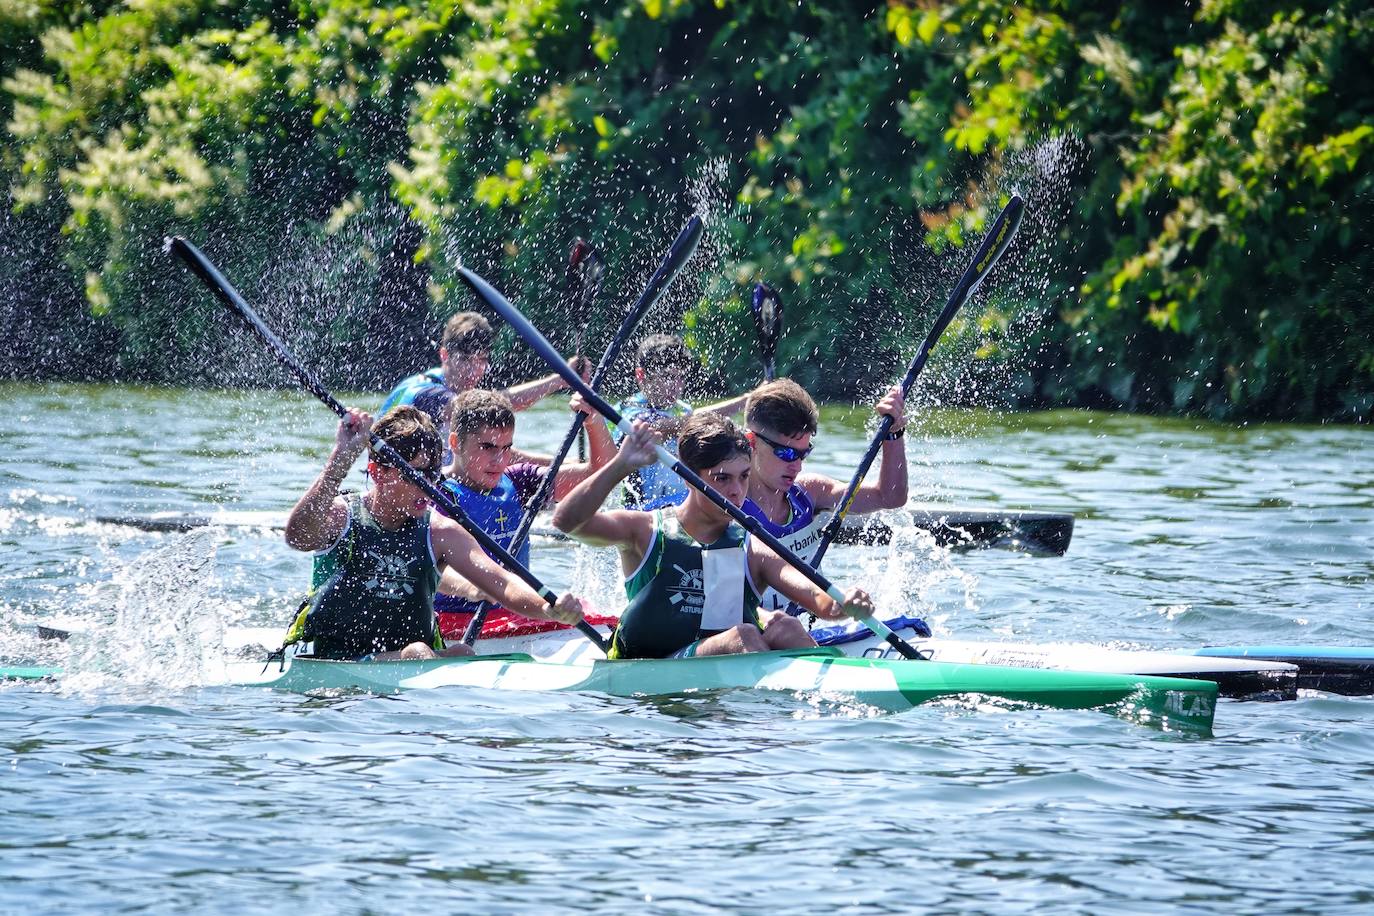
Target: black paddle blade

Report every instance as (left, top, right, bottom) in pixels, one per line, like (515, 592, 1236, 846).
(946, 194, 1025, 312)
(750, 283, 784, 380)
(565, 238, 606, 333)
(165, 236, 348, 417)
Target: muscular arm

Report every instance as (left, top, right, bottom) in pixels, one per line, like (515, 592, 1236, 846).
(437, 566, 499, 602)
(505, 356, 589, 411)
(800, 438, 907, 515)
(551, 422, 657, 560)
(504, 373, 567, 411)
(748, 542, 869, 621)
(284, 409, 368, 551)
(431, 521, 563, 622)
(552, 395, 618, 500)
(696, 392, 749, 417)
(803, 386, 909, 514)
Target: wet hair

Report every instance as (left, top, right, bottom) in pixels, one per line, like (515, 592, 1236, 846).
(678, 413, 752, 473)
(635, 334, 694, 372)
(441, 311, 495, 355)
(745, 378, 819, 437)
(369, 405, 442, 468)
(448, 388, 515, 438)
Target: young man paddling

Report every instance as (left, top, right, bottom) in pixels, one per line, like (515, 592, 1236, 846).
(381, 311, 584, 448)
(740, 379, 908, 611)
(284, 405, 584, 660)
(434, 389, 615, 639)
(552, 413, 873, 659)
(614, 334, 749, 509)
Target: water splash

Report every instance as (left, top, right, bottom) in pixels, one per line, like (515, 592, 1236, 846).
(61, 529, 227, 691)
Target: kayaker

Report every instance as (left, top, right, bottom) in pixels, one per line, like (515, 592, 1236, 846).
(739, 379, 908, 611)
(283, 404, 585, 660)
(552, 412, 873, 659)
(434, 388, 615, 639)
(614, 334, 748, 509)
(381, 311, 586, 450)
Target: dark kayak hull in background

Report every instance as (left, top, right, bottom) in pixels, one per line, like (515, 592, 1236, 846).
(1189, 646, 1374, 695)
(93, 504, 1074, 556)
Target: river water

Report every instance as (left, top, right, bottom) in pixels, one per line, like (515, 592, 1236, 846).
(2, 382, 1371, 913)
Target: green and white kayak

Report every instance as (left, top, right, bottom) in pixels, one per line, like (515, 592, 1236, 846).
(1, 647, 1216, 733)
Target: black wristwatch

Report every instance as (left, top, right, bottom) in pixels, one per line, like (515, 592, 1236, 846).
(883, 427, 905, 441)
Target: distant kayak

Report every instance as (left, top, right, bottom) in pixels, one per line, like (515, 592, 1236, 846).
(1187, 646, 1374, 695)
(92, 504, 1075, 556)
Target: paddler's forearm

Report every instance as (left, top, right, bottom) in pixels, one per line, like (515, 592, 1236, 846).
(551, 455, 634, 534)
(851, 437, 909, 513)
(455, 550, 543, 620)
(438, 567, 499, 603)
(769, 562, 845, 620)
(698, 392, 749, 417)
(873, 436, 909, 508)
(505, 373, 566, 411)
(285, 446, 354, 549)
(584, 412, 616, 468)
(552, 416, 618, 500)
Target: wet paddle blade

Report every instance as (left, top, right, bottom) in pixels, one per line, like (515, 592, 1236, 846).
(750, 283, 784, 381)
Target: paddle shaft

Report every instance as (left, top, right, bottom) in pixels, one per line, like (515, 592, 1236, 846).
(508, 217, 703, 554)
(166, 236, 609, 654)
(805, 195, 1026, 573)
(460, 219, 704, 645)
(456, 264, 923, 661)
(461, 238, 604, 644)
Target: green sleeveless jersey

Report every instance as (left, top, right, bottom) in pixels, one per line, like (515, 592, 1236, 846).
(304, 493, 441, 659)
(610, 510, 761, 659)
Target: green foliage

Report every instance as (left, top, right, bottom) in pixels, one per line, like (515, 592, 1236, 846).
(1, 0, 1369, 419)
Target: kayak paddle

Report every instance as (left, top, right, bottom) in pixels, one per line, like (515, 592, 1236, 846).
(504, 219, 701, 553)
(165, 236, 610, 655)
(803, 194, 1026, 576)
(455, 261, 927, 661)
(461, 218, 702, 645)
(750, 282, 784, 382)
(457, 236, 605, 644)
(566, 239, 605, 464)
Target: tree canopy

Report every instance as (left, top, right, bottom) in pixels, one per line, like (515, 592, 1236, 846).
(2, 0, 1370, 419)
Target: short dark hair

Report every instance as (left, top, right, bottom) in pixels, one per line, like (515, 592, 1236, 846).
(679, 413, 751, 473)
(369, 405, 442, 468)
(441, 312, 495, 355)
(745, 378, 818, 437)
(636, 334, 693, 372)
(448, 388, 515, 438)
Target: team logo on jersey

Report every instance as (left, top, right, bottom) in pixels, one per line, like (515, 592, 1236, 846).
(667, 563, 705, 611)
(362, 549, 417, 601)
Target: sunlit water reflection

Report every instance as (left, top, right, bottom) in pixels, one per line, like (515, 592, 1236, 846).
(3, 383, 1372, 912)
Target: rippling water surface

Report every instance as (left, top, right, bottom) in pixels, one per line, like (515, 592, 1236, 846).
(3, 383, 1372, 913)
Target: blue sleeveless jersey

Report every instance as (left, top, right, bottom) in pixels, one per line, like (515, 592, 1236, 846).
(381, 367, 446, 416)
(740, 486, 825, 612)
(434, 467, 542, 615)
(614, 392, 693, 509)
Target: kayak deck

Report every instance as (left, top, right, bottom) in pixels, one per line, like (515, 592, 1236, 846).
(806, 620, 1301, 701)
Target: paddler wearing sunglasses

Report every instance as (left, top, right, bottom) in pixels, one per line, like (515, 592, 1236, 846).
(283, 405, 585, 661)
(740, 380, 908, 612)
(552, 412, 874, 660)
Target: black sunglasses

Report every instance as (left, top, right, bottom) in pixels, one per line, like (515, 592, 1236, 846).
(374, 456, 444, 486)
(750, 429, 813, 462)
